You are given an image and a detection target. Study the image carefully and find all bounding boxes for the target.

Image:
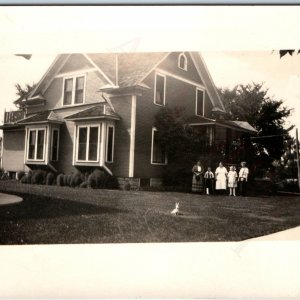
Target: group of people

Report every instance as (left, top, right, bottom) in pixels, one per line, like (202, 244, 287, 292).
(192, 161, 249, 196)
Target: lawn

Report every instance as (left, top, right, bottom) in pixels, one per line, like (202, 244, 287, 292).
(0, 180, 299, 244)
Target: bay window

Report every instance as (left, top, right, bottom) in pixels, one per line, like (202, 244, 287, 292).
(27, 128, 46, 161)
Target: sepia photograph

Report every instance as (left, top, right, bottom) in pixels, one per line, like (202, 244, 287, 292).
(0, 5, 300, 298)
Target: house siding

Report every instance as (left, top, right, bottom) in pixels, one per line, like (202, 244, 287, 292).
(109, 95, 132, 177)
(158, 52, 203, 85)
(2, 130, 27, 172)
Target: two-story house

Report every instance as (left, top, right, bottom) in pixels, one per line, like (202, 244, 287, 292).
(0, 52, 256, 187)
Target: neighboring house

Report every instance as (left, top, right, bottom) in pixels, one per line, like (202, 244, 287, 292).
(0, 52, 256, 187)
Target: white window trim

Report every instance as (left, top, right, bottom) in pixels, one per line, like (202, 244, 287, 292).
(154, 72, 166, 106)
(195, 87, 205, 117)
(62, 74, 87, 107)
(50, 128, 60, 161)
(75, 124, 101, 163)
(178, 52, 188, 71)
(26, 128, 46, 162)
(151, 127, 168, 165)
(106, 124, 115, 163)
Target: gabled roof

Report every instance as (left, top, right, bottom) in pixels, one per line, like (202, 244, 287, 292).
(65, 103, 120, 121)
(17, 110, 64, 125)
(27, 52, 225, 113)
(87, 52, 167, 88)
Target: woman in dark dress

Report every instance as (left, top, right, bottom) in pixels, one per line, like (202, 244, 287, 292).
(192, 161, 204, 193)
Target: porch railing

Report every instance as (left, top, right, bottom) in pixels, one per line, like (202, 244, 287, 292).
(4, 110, 25, 124)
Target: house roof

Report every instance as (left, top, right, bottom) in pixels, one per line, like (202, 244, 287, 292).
(216, 120, 257, 134)
(87, 52, 167, 88)
(27, 52, 225, 113)
(65, 103, 120, 121)
(188, 115, 257, 134)
(17, 110, 65, 125)
(187, 115, 216, 125)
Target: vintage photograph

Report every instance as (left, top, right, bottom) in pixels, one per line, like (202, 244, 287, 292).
(0, 5, 300, 298)
(0, 50, 299, 244)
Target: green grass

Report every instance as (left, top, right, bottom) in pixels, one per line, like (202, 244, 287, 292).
(0, 180, 299, 244)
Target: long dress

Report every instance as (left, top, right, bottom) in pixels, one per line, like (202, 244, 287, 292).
(215, 166, 228, 190)
(192, 165, 203, 193)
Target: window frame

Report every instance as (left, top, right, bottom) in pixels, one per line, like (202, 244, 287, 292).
(178, 52, 188, 71)
(50, 128, 60, 161)
(154, 72, 166, 106)
(151, 127, 167, 165)
(75, 124, 101, 163)
(26, 128, 46, 162)
(105, 124, 115, 163)
(195, 87, 205, 117)
(62, 74, 86, 106)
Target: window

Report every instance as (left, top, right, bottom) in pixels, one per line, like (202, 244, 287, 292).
(51, 129, 59, 161)
(154, 73, 166, 106)
(76, 125, 100, 162)
(151, 128, 167, 164)
(27, 128, 45, 161)
(178, 53, 187, 71)
(63, 75, 85, 106)
(196, 88, 205, 116)
(106, 125, 114, 163)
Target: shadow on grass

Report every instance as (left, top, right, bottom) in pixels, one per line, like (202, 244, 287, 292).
(0, 194, 126, 220)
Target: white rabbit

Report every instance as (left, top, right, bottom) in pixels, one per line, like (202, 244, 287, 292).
(171, 202, 180, 215)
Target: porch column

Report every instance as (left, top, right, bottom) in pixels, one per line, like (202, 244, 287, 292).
(100, 122, 107, 166)
(129, 95, 136, 178)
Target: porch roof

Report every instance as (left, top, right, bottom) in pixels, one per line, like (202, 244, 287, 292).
(216, 120, 257, 134)
(17, 110, 65, 125)
(65, 103, 120, 121)
(187, 115, 257, 134)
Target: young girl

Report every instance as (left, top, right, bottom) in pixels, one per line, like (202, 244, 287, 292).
(228, 166, 238, 196)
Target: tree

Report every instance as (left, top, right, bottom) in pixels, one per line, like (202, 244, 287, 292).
(14, 83, 36, 109)
(219, 83, 294, 162)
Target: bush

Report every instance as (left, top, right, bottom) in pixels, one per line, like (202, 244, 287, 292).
(17, 171, 25, 181)
(79, 181, 89, 188)
(31, 169, 46, 185)
(103, 175, 119, 189)
(71, 172, 83, 187)
(46, 172, 55, 186)
(88, 169, 106, 189)
(63, 174, 69, 187)
(20, 173, 32, 184)
(57, 173, 64, 186)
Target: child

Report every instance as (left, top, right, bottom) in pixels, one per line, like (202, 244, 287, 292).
(204, 167, 214, 195)
(228, 166, 238, 196)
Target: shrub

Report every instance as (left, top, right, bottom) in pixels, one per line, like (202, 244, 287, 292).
(32, 169, 46, 185)
(20, 173, 31, 184)
(17, 171, 25, 181)
(79, 181, 89, 188)
(88, 169, 106, 189)
(57, 173, 64, 186)
(71, 172, 83, 187)
(103, 175, 119, 189)
(63, 174, 69, 187)
(46, 172, 55, 186)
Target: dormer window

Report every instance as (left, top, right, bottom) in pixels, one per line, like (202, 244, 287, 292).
(63, 75, 86, 106)
(178, 53, 187, 71)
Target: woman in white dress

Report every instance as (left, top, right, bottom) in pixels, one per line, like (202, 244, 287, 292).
(215, 162, 228, 194)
